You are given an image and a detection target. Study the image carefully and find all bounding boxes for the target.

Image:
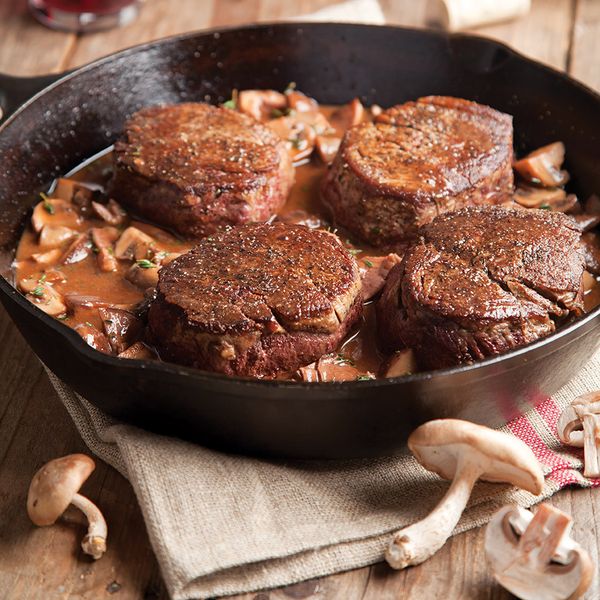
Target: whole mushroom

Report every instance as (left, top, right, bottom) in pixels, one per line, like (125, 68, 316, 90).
(27, 454, 107, 559)
(485, 503, 594, 600)
(385, 419, 544, 570)
(557, 391, 600, 478)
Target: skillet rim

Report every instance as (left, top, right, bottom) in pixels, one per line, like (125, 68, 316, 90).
(1, 21, 600, 391)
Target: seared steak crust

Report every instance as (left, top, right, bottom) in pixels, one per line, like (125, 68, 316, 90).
(322, 96, 514, 247)
(148, 222, 362, 377)
(111, 103, 294, 239)
(377, 207, 585, 369)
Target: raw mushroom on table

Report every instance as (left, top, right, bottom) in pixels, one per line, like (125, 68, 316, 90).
(485, 503, 594, 600)
(27, 454, 107, 560)
(385, 419, 544, 569)
(557, 391, 600, 478)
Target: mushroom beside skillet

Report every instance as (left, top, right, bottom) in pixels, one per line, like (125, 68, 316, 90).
(385, 419, 544, 570)
(27, 454, 107, 559)
(485, 504, 594, 600)
(557, 391, 600, 478)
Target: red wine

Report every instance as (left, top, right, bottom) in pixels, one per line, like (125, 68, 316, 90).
(39, 0, 134, 15)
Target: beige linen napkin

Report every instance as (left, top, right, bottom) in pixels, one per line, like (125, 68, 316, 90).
(46, 348, 600, 599)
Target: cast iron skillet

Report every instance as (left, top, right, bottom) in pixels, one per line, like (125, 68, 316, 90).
(1, 23, 599, 459)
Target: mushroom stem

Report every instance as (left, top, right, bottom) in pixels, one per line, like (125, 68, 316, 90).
(581, 412, 600, 478)
(386, 461, 480, 569)
(70, 492, 107, 559)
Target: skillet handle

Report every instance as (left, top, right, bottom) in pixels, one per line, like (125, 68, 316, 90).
(0, 72, 67, 124)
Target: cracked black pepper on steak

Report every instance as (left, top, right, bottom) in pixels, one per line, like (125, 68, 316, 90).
(148, 221, 363, 377)
(110, 102, 294, 239)
(376, 206, 586, 369)
(322, 96, 514, 247)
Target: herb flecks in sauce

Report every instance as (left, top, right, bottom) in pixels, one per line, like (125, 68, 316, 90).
(13, 94, 600, 381)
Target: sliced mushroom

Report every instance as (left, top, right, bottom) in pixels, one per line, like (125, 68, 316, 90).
(53, 178, 94, 204)
(237, 89, 287, 122)
(27, 454, 107, 560)
(296, 354, 368, 382)
(31, 248, 62, 266)
(74, 322, 112, 354)
(584, 193, 600, 216)
(43, 268, 67, 284)
(297, 363, 320, 382)
(31, 197, 81, 234)
(513, 142, 569, 187)
(125, 261, 159, 289)
(61, 232, 92, 265)
(63, 294, 135, 313)
(19, 276, 67, 317)
(315, 135, 341, 164)
(268, 115, 317, 162)
(114, 226, 155, 261)
(551, 193, 578, 213)
(277, 209, 324, 229)
(118, 341, 154, 360)
(385, 419, 543, 570)
(329, 98, 364, 134)
(91, 227, 119, 273)
(64, 294, 111, 310)
(359, 253, 403, 301)
(581, 232, 600, 275)
(513, 186, 567, 209)
(557, 391, 600, 478)
(268, 111, 333, 162)
(574, 213, 600, 232)
(485, 504, 594, 600)
(583, 271, 600, 313)
(583, 270, 597, 293)
(91, 199, 127, 226)
(99, 307, 143, 354)
(285, 89, 319, 113)
(382, 349, 416, 378)
(39, 225, 78, 249)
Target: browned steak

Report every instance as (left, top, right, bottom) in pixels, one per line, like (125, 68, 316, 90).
(110, 103, 294, 239)
(322, 96, 514, 247)
(377, 207, 585, 369)
(148, 222, 362, 377)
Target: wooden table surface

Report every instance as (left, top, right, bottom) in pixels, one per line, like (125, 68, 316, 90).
(1, 0, 599, 598)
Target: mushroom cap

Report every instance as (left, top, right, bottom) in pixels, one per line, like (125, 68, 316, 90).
(485, 504, 595, 600)
(558, 391, 600, 447)
(408, 419, 544, 495)
(27, 454, 95, 526)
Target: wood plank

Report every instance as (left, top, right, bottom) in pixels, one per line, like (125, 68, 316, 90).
(0, 306, 168, 600)
(66, 0, 217, 70)
(570, 0, 600, 92)
(0, 0, 76, 75)
(469, 0, 575, 70)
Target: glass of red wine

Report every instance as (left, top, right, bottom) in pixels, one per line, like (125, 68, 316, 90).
(29, 0, 141, 32)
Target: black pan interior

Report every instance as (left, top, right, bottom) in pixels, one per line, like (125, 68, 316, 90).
(1, 23, 599, 458)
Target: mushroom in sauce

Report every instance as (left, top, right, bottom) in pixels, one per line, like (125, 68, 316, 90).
(513, 141, 569, 187)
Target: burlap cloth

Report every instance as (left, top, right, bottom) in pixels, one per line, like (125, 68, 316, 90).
(42, 1, 600, 598)
(45, 349, 600, 599)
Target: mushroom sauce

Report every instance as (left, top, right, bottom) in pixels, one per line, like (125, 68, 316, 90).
(13, 92, 600, 381)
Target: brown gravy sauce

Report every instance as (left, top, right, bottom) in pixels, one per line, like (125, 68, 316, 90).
(13, 105, 600, 381)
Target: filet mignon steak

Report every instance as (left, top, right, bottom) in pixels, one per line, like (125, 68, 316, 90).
(148, 222, 363, 377)
(322, 96, 514, 247)
(377, 207, 585, 369)
(110, 103, 294, 239)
